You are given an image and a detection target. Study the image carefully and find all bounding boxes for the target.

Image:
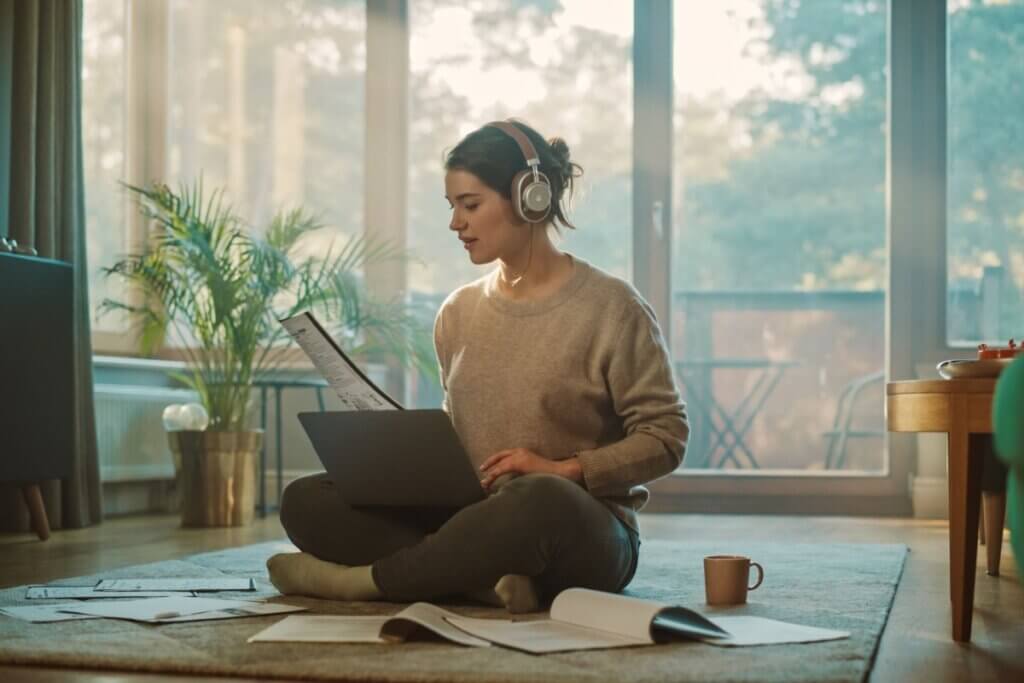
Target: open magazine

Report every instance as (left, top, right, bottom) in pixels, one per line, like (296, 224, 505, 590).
(279, 311, 402, 411)
(444, 588, 729, 653)
(248, 587, 848, 653)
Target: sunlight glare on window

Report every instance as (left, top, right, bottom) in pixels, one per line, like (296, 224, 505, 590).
(406, 0, 633, 407)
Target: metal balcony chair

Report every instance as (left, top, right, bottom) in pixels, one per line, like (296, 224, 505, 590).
(823, 369, 886, 469)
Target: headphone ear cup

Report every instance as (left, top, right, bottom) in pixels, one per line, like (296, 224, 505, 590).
(511, 170, 552, 224)
(509, 169, 530, 222)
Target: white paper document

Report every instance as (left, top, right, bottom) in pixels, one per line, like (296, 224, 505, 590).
(94, 577, 254, 592)
(0, 603, 101, 623)
(248, 615, 390, 643)
(25, 585, 176, 600)
(248, 603, 492, 648)
(58, 596, 256, 622)
(280, 311, 401, 411)
(704, 616, 849, 647)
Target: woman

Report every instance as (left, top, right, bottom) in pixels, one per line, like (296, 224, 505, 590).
(267, 120, 688, 613)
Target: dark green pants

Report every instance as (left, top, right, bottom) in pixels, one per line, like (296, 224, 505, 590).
(279, 472, 640, 603)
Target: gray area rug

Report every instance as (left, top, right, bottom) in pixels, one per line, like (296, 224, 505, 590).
(0, 539, 907, 683)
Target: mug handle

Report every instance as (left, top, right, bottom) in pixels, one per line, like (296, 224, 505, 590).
(748, 561, 764, 591)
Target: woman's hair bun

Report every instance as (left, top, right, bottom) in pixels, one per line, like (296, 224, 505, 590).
(547, 137, 572, 174)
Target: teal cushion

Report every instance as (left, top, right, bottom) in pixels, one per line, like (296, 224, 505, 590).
(994, 355, 1024, 469)
(993, 355, 1024, 580)
(1006, 470, 1023, 581)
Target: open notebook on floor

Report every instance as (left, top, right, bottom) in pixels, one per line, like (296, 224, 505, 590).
(248, 588, 849, 653)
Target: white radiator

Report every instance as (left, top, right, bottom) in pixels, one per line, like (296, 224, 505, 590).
(94, 383, 197, 482)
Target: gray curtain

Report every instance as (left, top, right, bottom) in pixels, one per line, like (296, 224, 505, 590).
(0, 0, 102, 530)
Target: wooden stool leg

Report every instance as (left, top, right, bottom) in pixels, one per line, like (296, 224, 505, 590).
(982, 492, 1006, 576)
(21, 484, 51, 541)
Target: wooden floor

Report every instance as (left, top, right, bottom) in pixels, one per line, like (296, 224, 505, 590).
(1, 513, 1022, 682)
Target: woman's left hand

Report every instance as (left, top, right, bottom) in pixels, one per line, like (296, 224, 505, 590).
(479, 448, 583, 491)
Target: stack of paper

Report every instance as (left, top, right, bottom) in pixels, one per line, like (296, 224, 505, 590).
(93, 577, 255, 592)
(1, 577, 302, 624)
(1, 596, 305, 624)
(25, 586, 176, 600)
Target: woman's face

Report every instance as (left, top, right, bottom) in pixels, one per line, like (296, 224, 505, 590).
(445, 169, 525, 265)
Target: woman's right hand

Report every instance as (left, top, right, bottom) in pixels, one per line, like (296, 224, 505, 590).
(478, 448, 583, 491)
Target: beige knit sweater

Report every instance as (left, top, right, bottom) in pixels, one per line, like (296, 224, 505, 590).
(433, 255, 689, 534)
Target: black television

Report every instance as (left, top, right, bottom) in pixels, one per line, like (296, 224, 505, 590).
(0, 252, 75, 482)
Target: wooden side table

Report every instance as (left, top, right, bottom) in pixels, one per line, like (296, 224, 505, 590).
(887, 378, 1006, 642)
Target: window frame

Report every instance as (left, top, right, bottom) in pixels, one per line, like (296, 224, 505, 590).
(91, 0, 960, 514)
(637, 0, 946, 514)
(91, 0, 166, 355)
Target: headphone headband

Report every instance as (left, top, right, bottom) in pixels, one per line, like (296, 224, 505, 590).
(486, 121, 541, 168)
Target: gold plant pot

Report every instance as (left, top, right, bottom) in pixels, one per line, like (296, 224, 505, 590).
(168, 430, 263, 527)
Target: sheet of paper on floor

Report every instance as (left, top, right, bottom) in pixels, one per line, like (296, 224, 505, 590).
(94, 577, 255, 592)
(155, 602, 307, 623)
(26, 585, 178, 600)
(248, 615, 391, 643)
(0, 604, 102, 622)
(703, 616, 850, 647)
(58, 596, 257, 622)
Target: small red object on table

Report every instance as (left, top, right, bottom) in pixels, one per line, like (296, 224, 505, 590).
(977, 339, 1020, 360)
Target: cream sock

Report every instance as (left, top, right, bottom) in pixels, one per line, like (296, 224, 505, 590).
(493, 574, 541, 614)
(266, 552, 383, 601)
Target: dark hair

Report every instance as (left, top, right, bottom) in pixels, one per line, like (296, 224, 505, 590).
(444, 119, 584, 231)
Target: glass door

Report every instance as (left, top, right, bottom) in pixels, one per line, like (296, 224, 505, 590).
(670, 0, 888, 475)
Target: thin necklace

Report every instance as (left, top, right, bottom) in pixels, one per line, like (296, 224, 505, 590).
(500, 230, 534, 288)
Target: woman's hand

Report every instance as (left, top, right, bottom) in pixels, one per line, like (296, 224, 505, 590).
(479, 448, 584, 491)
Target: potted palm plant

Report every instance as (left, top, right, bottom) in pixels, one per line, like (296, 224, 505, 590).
(102, 180, 434, 527)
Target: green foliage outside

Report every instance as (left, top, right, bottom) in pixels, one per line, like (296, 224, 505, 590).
(83, 0, 1024, 348)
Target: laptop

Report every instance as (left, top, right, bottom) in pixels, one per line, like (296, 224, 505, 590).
(298, 409, 487, 508)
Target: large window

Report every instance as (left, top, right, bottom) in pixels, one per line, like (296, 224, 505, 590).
(83, 1, 366, 346)
(83, 0, 126, 334)
(406, 1, 633, 408)
(947, 0, 1024, 346)
(670, 1, 888, 473)
(167, 0, 365, 234)
(82, 1, 1006, 509)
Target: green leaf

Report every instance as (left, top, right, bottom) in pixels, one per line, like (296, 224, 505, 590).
(103, 178, 432, 429)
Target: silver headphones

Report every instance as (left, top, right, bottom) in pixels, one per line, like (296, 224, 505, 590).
(486, 121, 553, 224)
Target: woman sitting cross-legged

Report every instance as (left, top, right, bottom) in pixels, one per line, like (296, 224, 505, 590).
(267, 119, 689, 613)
